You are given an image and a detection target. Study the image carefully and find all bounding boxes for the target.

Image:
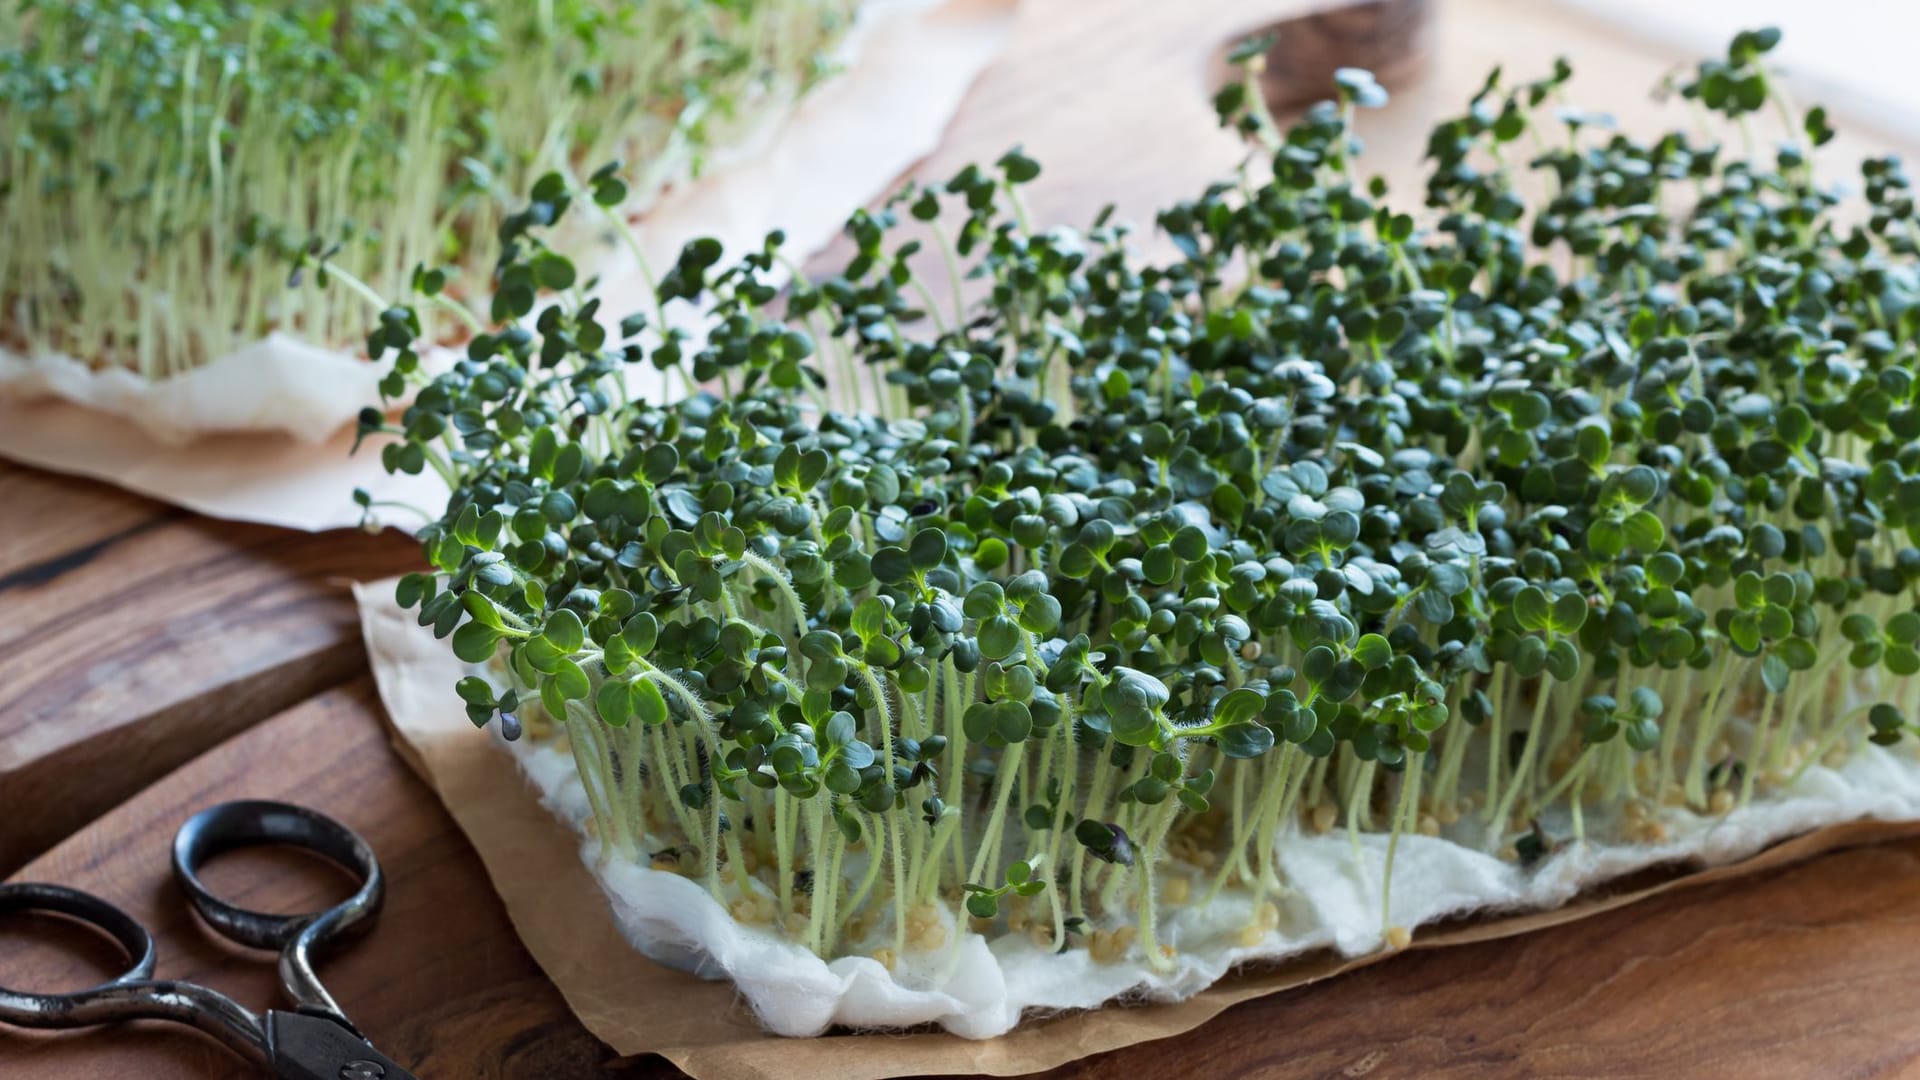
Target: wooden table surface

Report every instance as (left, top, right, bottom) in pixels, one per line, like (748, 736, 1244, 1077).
(6, 0, 1920, 1077)
(0, 466, 418, 874)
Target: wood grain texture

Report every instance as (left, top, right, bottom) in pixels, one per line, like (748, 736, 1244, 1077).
(0, 464, 420, 874)
(1037, 841, 1920, 1079)
(1254, 0, 1432, 108)
(8, 684, 1920, 1079)
(0, 465, 163, 578)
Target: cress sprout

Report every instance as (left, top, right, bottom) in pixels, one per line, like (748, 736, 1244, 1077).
(369, 29, 1920, 971)
(0, 0, 854, 379)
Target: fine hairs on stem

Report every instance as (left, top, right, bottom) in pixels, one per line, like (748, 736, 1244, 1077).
(389, 27, 1920, 976)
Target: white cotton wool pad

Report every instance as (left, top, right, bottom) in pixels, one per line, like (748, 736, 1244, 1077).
(504, 732, 1920, 1038)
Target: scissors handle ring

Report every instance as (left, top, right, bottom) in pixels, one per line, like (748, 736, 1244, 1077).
(172, 800, 383, 950)
(0, 882, 158, 1021)
(0, 881, 270, 1060)
(0, 802, 402, 1072)
(172, 800, 385, 1023)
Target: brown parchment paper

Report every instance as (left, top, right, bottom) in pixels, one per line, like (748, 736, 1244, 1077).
(354, 582, 1920, 1078)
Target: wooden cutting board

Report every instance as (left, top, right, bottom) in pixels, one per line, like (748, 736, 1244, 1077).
(0, 467, 418, 873)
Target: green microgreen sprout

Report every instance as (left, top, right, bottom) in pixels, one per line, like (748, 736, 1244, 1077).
(365, 27, 1920, 973)
(0, 0, 854, 379)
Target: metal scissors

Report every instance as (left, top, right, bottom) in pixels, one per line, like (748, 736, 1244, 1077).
(0, 799, 416, 1079)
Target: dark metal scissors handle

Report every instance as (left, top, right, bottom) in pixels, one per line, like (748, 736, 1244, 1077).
(172, 798, 385, 1024)
(0, 881, 268, 1059)
(0, 800, 411, 1078)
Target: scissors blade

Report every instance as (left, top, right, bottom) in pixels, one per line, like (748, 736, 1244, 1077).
(264, 1010, 417, 1080)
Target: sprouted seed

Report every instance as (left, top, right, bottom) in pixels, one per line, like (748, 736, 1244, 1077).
(369, 29, 1920, 970)
(0, 0, 855, 379)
